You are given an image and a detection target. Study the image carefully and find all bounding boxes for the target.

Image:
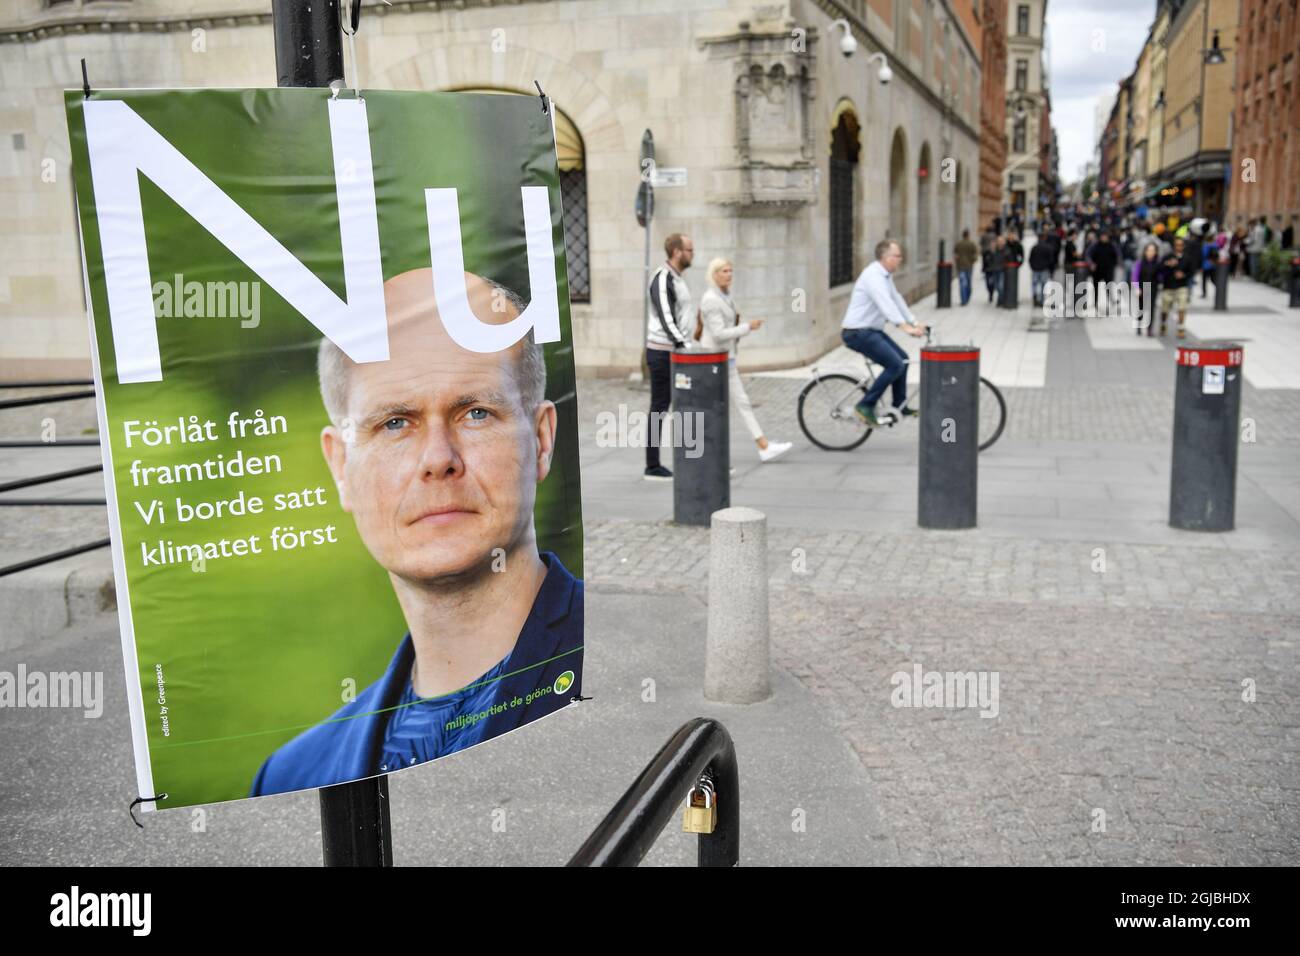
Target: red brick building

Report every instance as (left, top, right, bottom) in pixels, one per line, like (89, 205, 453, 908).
(1228, 0, 1300, 238)
(979, 0, 1009, 230)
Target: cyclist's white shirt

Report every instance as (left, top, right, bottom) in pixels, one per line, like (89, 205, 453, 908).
(841, 261, 913, 331)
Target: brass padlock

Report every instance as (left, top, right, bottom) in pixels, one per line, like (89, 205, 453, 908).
(682, 782, 717, 834)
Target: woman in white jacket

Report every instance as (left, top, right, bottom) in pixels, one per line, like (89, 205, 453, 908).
(697, 258, 792, 463)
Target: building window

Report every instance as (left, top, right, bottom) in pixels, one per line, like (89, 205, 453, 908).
(1017, 5, 1030, 35)
(829, 103, 860, 287)
(1015, 59, 1028, 91)
(554, 108, 589, 302)
(1013, 118, 1027, 153)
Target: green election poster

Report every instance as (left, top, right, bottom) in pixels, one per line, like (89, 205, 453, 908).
(64, 88, 584, 810)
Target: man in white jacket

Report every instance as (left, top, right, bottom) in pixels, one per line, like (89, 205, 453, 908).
(642, 234, 697, 480)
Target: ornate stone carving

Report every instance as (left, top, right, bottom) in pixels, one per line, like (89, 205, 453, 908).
(699, 14, 817, 210)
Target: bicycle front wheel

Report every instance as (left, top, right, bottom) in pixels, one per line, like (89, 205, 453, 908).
(798, 373, 873, 451)
(978, 377, 1007, 452)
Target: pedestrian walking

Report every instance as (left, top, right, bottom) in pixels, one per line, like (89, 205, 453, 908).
(985, 235, 1007, 304)
(1131, 242, 1162, 337)
(1200, 230, 1216, 299)
(1158, 236, 1196, 339)
(698, 258, 792, 464)
(1028, 236, 1055, 308)
(954, 229, 979, 306)
(840, 239, 928, 428)
(1087, 230, 1120, 287)
(1119, 229, 1137, 286)
(1230, 226, 1246, 276)
(643, 232, 696, 481)
(1248, 218, 1267, 278)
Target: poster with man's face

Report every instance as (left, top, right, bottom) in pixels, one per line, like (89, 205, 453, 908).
(65, 89, 584, 810)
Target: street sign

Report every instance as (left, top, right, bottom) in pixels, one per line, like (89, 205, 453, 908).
(651, 166, 688, 188)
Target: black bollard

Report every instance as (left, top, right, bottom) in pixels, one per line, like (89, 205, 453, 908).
(918, 346, 979, 529)
(936, 261, 953, 308)
(1169, 342, 1243, 532)
(672, 349, 730, 526)
(1214, 261, 1230, 312)
(1001, 260, 1020, 310)
(936, 239, 951, 309)
(1289, 255, 1300, 308)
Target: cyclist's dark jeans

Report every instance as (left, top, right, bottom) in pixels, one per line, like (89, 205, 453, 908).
(842, 327, 908, 411)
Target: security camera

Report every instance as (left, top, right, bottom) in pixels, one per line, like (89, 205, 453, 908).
(831, 18, 856, 57)
(867, 51, 891, 84)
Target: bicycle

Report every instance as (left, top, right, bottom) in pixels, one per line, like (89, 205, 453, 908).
(797, 329, 1007, 452)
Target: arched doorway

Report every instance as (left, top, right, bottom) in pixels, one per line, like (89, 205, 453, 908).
(829, 101, 861, 287)
(888, 129, 908, 259)
(917, 142, 933, 264)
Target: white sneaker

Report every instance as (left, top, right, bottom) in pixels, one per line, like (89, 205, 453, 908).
(759, 440, 792, 463)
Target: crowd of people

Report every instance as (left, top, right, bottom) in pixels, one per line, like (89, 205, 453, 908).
(949, 203, 1298, 339)
(639, 206, 1295, 479)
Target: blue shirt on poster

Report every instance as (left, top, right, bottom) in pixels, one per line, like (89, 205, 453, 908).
(249, 552, 583, 797)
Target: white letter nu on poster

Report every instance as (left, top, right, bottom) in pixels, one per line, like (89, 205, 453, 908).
(83, 99, 562, 384)
(82, 99, 390, 384)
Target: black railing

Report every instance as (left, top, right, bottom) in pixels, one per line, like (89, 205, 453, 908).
(0, 379, 109, 577)
(568, 717, 739, 867)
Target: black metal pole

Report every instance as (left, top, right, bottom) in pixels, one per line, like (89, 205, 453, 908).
(272, 0, 393, 867)
(318, 778, 394, 867)
(0, 538, 111, 579)
(272, 0, 345, 88)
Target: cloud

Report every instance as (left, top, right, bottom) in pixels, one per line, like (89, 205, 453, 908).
(1045, 2, 1157, 181)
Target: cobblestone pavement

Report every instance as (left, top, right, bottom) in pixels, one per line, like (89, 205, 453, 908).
(577, 294, 1300, 865)
(584, 517, 1300, 865)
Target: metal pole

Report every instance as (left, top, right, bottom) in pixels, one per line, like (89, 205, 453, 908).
(639, 130, 655, 384)
(272, 0, 393, 866)
(272, 0, 344, 88)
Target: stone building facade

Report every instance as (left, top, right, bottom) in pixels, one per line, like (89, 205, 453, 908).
(1001, 0, 1045, 216)
(0, 0, 981, 378)
(976, 0, 1006, 231)
(1227, 0, 1299, 236)
(1156, 0, 1237, 220)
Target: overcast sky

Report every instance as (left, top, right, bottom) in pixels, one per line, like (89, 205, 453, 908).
(1045, 0, 1157, 184)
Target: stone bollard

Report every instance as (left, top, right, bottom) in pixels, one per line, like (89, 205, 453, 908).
(705, 507, 771, 704)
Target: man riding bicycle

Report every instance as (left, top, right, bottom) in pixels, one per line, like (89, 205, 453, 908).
(841, 239, 928, 427)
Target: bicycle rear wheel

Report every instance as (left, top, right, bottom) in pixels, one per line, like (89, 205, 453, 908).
(978, 377, 1007, 452)
(798, 373, 873, 451)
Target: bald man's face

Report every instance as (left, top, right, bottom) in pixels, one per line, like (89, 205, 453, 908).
(321, 270, 556, 584)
